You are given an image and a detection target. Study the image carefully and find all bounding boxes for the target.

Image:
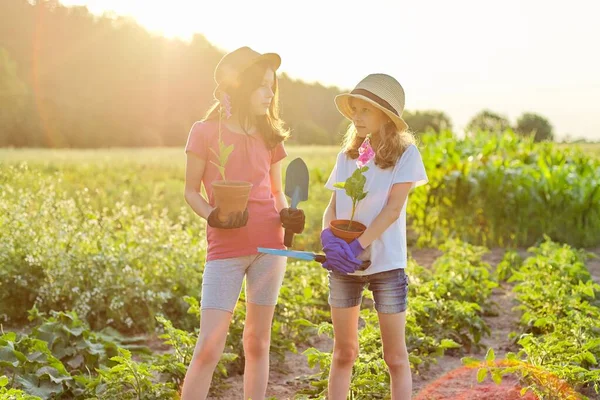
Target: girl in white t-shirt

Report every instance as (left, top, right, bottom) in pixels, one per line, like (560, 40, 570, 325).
(321, 73, 428, 400)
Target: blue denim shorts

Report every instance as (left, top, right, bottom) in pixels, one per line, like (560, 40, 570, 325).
(328, 268, 409, 314)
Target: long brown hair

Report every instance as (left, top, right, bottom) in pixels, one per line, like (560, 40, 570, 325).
(202, 61, 289, 149)
(342, 120, 416, 170)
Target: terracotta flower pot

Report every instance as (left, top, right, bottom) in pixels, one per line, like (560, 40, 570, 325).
(211, 180, 252, 222)
(329, 219, 367, 243)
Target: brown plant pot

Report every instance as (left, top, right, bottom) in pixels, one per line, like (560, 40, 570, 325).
(329, 219, 367, 243)
(211, 180, 253, 222)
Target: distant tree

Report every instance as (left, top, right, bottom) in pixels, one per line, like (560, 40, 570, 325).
(0, 0, 349, 147)
(515, 112, 554, 142)
(403, 110, 452, 133)
(292, 121, 333, 145)
(466, 110, 511, 134)
(0, 48, 29, 146)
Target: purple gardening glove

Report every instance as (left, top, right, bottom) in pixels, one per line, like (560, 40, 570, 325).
(320, 229, 365, 258)
(320, 229, 363, 274)
(348, 239, 365, 259)
(320, 228, 338, 248)
(322, 241, 362, 274)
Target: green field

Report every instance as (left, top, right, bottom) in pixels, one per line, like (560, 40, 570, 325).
(558, 142, 600, 157)
(1, 135, 600, 399)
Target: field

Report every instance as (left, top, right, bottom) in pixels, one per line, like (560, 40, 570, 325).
(1, 133, 600, 399)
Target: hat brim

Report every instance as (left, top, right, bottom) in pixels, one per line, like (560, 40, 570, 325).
(213, 53, 282, 100)
(335, 93, 408, 132)
(257, 53, 281, 72)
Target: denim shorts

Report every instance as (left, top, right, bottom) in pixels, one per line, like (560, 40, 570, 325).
(328, 268, 409, 314)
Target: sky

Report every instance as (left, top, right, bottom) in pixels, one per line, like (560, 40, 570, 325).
(59, 0, 600, 140)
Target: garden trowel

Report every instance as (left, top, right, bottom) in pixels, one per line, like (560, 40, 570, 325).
(257, 247, 371, 271)
(284, 157, 309, 247)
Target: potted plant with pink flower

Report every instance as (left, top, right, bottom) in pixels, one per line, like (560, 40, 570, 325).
(210, 94, 253, 222)
(330, 134, 375, 242)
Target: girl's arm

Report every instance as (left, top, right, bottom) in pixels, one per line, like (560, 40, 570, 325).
(357, 182, 412, 248)
(270, 160, 288, 212)
(322, 192, 336, 230)
(184, 153, 214, 220)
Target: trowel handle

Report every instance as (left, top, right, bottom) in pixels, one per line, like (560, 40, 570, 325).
(290, 186, 301, 209)
(284, 229, 294, 247)
(284, 186, 302, 247)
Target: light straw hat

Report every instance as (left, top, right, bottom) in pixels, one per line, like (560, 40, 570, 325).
(213, 46, 281, 100)
(335, 73, 408, 131)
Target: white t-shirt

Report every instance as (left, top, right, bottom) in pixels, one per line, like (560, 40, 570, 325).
(325, 144, 428, 275)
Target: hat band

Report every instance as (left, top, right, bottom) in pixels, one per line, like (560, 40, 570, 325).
(350, 89, 399, 117)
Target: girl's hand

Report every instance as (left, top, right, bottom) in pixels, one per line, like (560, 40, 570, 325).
(321, 229, 366, 259)
(321, 240, 362, 274)
(280, 208, 305, 233)
(207, 208, 249, 229)
(348, 239, 364, 258)
(320, 228, 337, 248)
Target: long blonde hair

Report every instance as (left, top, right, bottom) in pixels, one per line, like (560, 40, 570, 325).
(202, 61, 289, 149)
(342, 121, 416, 169)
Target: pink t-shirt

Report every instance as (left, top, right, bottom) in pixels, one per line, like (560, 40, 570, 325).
(185, 120, 287, 261)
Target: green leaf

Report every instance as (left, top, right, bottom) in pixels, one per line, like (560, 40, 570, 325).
(62, 325, 85, 337)
(292, 319, 314, 328)
(583, 351, 597, 365)
(0, 347, 19, 367)
(477, 368, 487, 383)
(582, 283, 595, 298)
(1, 332, 17, 342)
(26, 351, 46, 363)
(461, 357, 480, 366)
(491, 370, 503, 385)
(0, 375, 8, 387)
(13, 349, 28, 363)
(303, 286, 312, 299)
(16, 374, 63, 398)
(441, 339, 461, 349)
(222, 144, 234, 163)
(533, 317, 550, 328)
(66, 354, 84, 369)
(485, 348, 495, 362)
(84, 339, 107, 356)
(35, 366, 71, 384)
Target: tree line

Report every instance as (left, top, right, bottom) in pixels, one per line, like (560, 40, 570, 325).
(0, 0, 555, 148)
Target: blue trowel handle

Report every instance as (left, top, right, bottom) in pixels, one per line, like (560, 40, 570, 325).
(290, 186, 301, 209)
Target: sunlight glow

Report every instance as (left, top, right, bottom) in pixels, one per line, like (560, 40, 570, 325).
(57, 0, 600, 140)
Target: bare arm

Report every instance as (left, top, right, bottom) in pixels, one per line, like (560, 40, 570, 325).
(270, 160, 288, 212)
(357, 182, 412, 248)
(183, 153, 214, 220)
(322, 191, 337, 230)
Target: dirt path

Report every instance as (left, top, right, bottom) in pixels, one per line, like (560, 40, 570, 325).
(208, 247, 599, 399)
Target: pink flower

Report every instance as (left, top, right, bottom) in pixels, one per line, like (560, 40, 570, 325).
(221, 93, 232, 119)
(357, 135, 375, 167)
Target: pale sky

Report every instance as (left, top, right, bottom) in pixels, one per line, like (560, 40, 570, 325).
(59, 0, 600, 140)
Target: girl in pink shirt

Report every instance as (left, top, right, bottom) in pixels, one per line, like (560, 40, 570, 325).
(181, 47, 305, 400)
